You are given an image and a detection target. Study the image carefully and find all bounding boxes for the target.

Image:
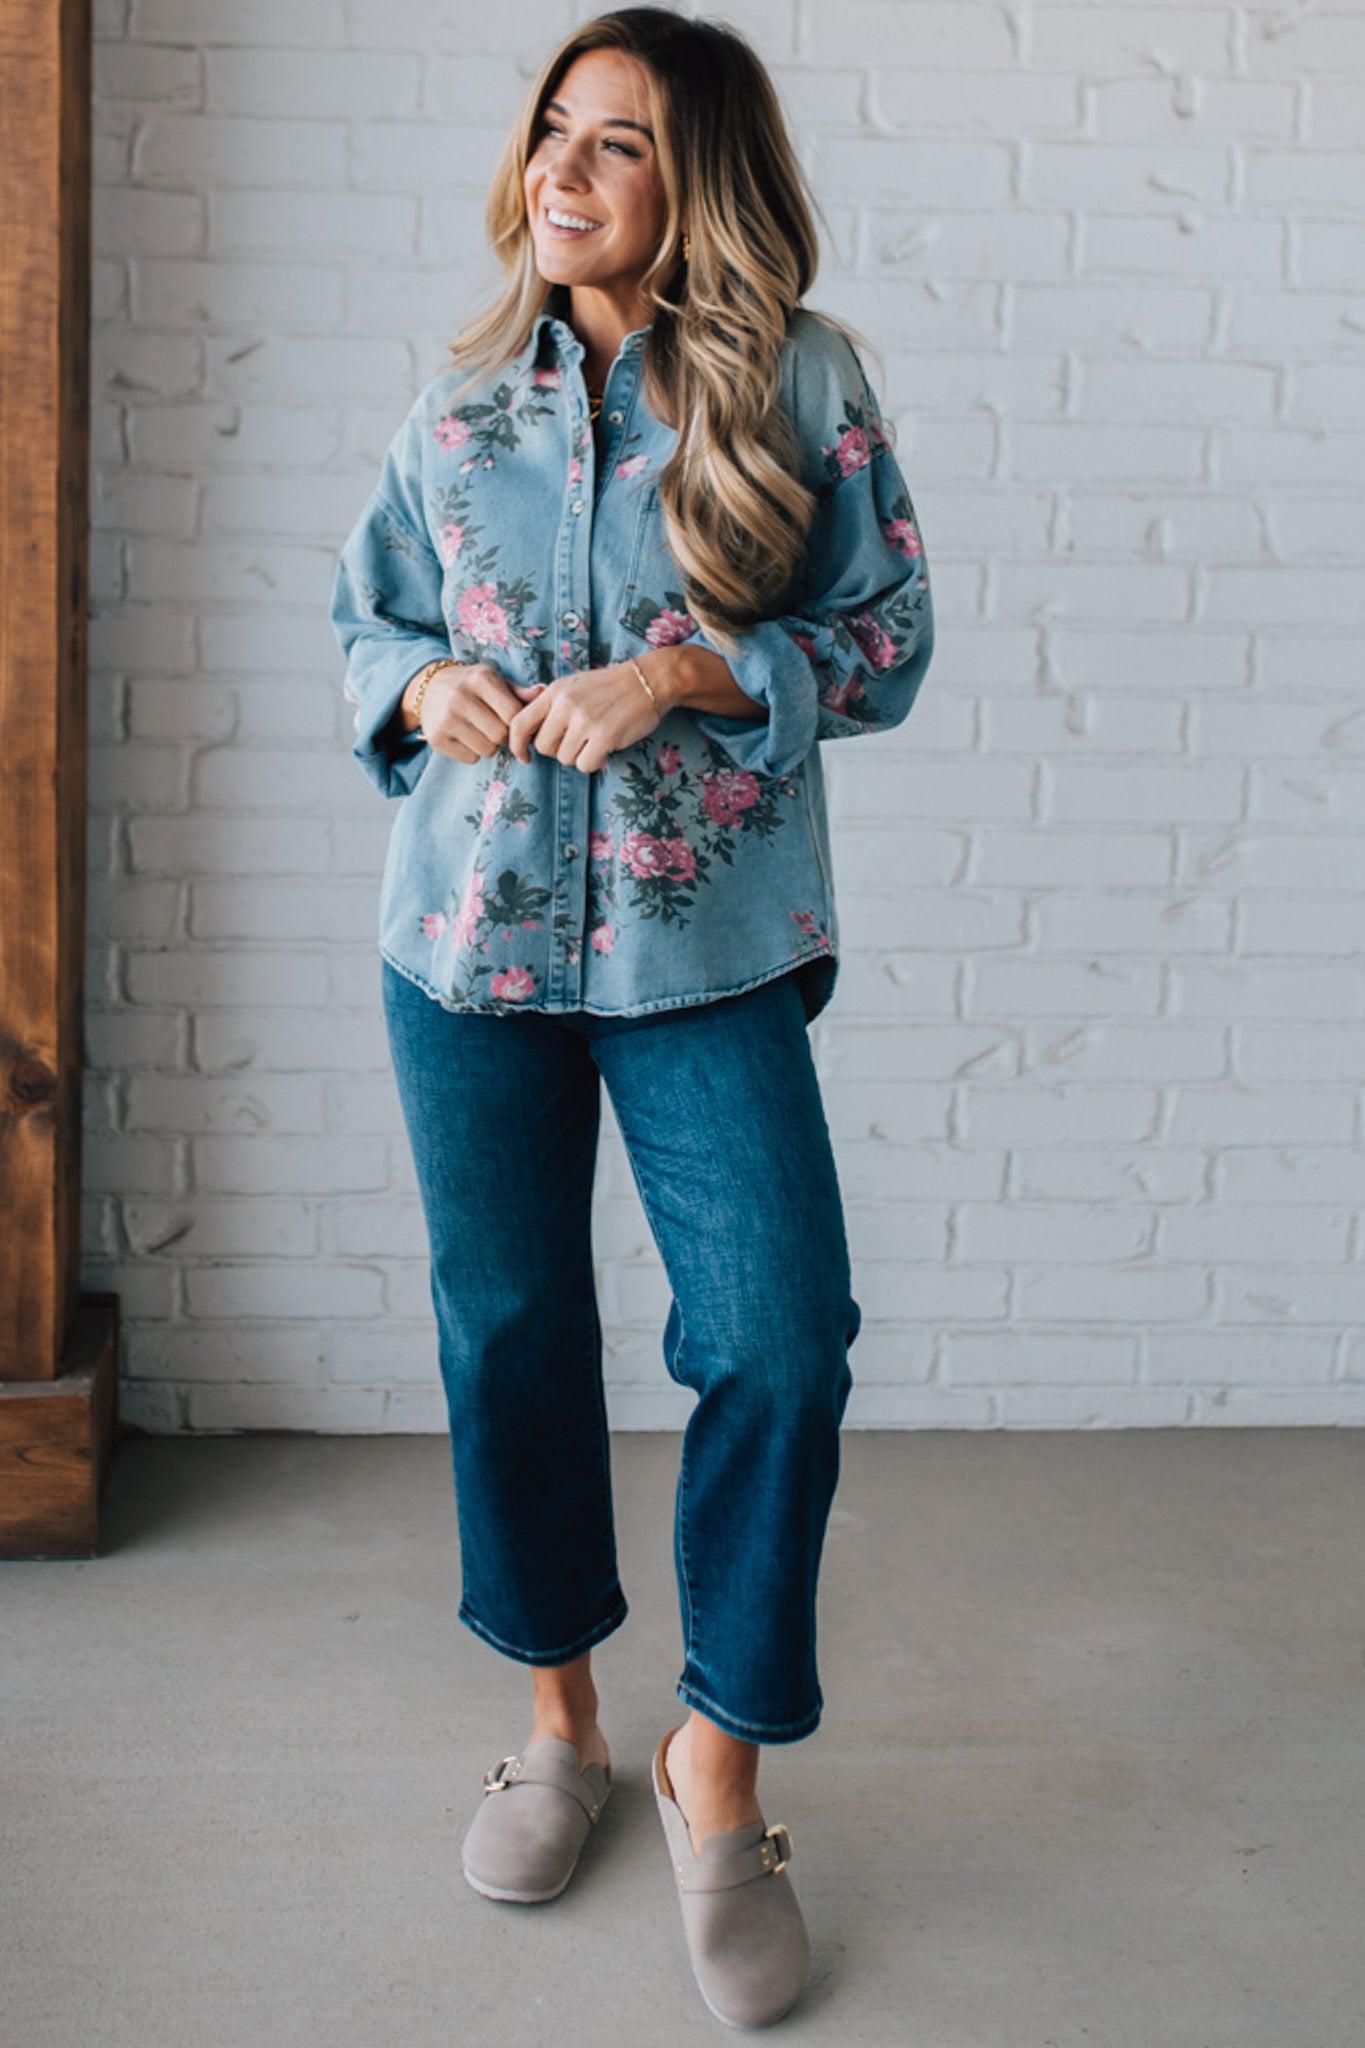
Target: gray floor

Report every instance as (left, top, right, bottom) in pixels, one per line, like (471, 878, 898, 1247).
(3, 1428, 1362, 2047)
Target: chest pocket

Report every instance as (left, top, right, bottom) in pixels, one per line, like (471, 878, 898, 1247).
(616, 480, 698, 647)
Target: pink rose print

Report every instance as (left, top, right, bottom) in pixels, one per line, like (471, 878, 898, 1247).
(568, 455, 583, 485)
(457, 582, 510, 647)
(590, 923, 615, 953)
(820, 675, 864, 717)
(791, 630, 819, 660)
(619, 831, 673, 879)
(663, 837, 696, 881)
(435, 415, 471, 452)
(833, 425, 871, 478)
(532, 367, 562, 388)
(449, 871, 485, 953)
(885, 516, 922, 559)
(420, 911, 447, 942)
(615, 453, 649, 480)
(700, 769, 762, 829)
(589, 827, 614, 862)
(847, 611, 899, 672)
(791, 908, 833, 952)
(645, 607, 697, 647)
(480, 778, 506, 831)
(589, 730, 799, 933)
(437, 521, 465, 565)
(490, 965, 536, 1001)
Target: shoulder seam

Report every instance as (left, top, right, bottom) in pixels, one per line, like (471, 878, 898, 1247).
(373, 483, 433, 553)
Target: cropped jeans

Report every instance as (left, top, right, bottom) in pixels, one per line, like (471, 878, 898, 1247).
(380, 956, 862, 1745)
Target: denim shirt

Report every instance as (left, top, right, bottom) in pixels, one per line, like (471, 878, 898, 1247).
(329, 286, 934, 1023)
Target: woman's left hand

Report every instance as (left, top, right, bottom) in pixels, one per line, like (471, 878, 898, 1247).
(505, 655, 676, 773)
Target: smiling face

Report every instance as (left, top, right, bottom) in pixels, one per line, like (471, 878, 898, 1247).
(524, 48, 673, 307)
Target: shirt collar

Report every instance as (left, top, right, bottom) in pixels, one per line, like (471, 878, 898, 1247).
(526, 282, 651, 365)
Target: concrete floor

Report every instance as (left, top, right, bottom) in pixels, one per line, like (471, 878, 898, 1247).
(3, 1428, 1362, 2048)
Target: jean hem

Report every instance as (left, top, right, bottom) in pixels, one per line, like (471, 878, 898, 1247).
(458, 1594, 629, 1666)
(675, 1676, 823, 1745)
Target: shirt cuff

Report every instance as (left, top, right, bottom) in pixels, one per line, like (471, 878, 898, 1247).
(685, 621, 820, 780)
(349, 637, 450, 799)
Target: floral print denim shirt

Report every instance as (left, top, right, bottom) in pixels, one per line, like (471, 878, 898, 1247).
(329, 287, 934, 1023)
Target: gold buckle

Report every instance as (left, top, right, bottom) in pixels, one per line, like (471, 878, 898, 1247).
(762, 1822, 792, 1874)
(482, 1753, 521, 1793)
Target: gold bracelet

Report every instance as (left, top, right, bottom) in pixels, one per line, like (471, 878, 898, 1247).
(409, 658, 455, 735)
(627, 655, 659, 708)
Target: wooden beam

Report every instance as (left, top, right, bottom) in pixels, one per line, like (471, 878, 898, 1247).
(0, 0, 118, 1550)
(0, 1295, 119, 1558)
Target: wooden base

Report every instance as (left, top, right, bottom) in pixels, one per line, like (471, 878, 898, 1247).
(0, 1293, 120, 1558)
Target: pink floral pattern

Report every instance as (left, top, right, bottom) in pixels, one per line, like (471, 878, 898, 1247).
(332, 302, 935, 1023)
(412, 768, 554, 1009)
(790, 908, 833, 954)
(821, 400, 890, 482)
(490, 965, 536, 1001)
(434, 519, 466, 564)
(885, 513, 922, 559)
(620, 592, 699, 646)
(584, 735, 803, 936)
(455, 582, 510, 647)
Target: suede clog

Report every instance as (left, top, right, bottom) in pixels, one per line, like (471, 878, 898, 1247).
(461, 1734, 612, 1903)
(651, 1725, 811, 2029)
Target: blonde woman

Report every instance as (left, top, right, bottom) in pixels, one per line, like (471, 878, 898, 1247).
(331, 6, 933, 2027)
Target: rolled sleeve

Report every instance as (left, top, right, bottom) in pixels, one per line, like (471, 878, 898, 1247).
(329, 415, 451, 800)
(689, 320, 934, 781)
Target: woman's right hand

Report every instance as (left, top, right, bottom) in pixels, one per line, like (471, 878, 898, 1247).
(401, 661, 547, 764)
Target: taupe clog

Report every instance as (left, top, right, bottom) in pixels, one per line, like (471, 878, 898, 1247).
(652, 1725, 811, 2029)
(461, 1734, 612, 1903)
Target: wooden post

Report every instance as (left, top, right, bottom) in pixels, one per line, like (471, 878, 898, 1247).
(0, 0, 119, 1557)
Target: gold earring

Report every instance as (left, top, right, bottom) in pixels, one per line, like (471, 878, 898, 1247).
(682, 231, 690, 263)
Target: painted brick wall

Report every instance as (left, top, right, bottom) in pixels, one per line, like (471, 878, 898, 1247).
(86, 0, 1365, 1432)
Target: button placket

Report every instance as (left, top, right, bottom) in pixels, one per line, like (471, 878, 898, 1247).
(549, 335, 595, 1000)
(593, 355, 642, 507)
(548, 320, 649, 1001)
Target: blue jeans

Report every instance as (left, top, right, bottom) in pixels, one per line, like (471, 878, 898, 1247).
(380, 957, 862, 1744)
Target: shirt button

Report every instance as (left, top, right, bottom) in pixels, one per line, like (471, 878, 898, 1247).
(563, 842, 580, 860)
(563, 610, 579, 626)
(607, 410, 623, 424)
(572, 500, 584, 514)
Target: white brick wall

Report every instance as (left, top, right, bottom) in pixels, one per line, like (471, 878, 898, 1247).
(87, 0, 1365, 1433)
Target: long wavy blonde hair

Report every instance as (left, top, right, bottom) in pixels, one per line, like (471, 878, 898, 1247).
(441, 6, 889, 657)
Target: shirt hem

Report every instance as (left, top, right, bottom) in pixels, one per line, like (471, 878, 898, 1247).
(377, 939, 837, 1020)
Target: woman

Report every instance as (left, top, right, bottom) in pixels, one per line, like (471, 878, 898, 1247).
(330, 7, 933, 2028)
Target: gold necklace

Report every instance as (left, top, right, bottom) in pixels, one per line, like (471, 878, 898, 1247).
(587, 386, 604, 421)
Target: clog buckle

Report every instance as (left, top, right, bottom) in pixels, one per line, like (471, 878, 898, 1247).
(760, 1822, 792, 1874)
(482, 1753, 522, 1793)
